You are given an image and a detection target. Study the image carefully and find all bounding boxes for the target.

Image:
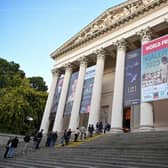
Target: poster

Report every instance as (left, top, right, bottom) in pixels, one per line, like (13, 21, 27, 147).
(141, 34, 168, 102)
(79, 65, 96, 113)
(50, 77, 64, 118)
(64, 72, 79, 115)
(124, 49, 141, 106)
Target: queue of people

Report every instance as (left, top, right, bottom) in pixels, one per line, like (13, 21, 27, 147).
(3, 129, 44, 159)
(59, 122, 111, 146)
(3, 122, 111, 159)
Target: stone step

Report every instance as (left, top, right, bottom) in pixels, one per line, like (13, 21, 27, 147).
(1, 131, 168, 167)
(21, 154, 168, 165)
(1, 159, 97, 168)
(27, 148, 168, 158)
(7, 156, 168, 168)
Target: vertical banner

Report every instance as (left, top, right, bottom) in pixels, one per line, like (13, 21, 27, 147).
(80, 65, 96, 113)
(142, 34, 168, 102)
(50, 77, 64, 118)
(64, 72, 79, 115)
(124, 49, 141, 106)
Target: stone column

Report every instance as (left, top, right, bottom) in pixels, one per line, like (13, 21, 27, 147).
(88, 48, 105, 127)
(110, 39, 127, 133)
(40, 69, 60, 134)
(137, 27, 154, 130)
(52, 63, 72, 132)
(69, 57, 87, 131)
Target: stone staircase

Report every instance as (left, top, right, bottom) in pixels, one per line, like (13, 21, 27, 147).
(0, 131, 168, 168)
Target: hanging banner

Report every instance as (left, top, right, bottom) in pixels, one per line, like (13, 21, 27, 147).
(64, 72, 79, 115)
(80, 65, 96, 113)
(124, 49, 141, 106)
(50, 77, 64, 118)
(141, 34, 168, 102)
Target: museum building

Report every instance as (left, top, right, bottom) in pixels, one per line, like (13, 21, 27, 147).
(40, 0, 168, 134)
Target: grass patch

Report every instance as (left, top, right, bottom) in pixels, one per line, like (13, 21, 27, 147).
(56, 134, 104, 148)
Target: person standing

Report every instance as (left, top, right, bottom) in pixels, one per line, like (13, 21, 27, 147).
(80, 126, 86, 141)
(66, 129, 72, 145)
(45, 132, 52, 147)
(52, 131, 58, 146)
(61, 129, 67, 146)
(74, 128, 80, 142)
(23, 135, 31, 154)
(7, 136, 19, 158)
(4, 137, 12, 158)
(88, 124, 94, 137)
(35, 129, 43, 149)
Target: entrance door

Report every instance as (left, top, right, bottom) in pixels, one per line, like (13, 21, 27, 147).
(123, 107, 131, 132)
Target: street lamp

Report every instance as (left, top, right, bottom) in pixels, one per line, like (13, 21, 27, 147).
(26, 116, 33, 135)
(26, 116, 33, 121)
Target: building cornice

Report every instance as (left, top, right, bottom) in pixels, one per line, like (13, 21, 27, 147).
(51, 0, 167, 59)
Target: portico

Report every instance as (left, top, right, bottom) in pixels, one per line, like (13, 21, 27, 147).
(40, 0, 168, 134)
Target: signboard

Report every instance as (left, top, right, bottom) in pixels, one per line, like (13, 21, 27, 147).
(124, 49, 141, 106)
(64, 72, 79, 115)
(79, 65, 96, 113)
(141, 34, 168, 102)
(50, 77, 64, 118)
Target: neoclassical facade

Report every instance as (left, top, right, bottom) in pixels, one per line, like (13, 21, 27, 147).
(40, 0, 168, 134)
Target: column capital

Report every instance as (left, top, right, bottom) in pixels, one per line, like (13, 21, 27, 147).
(95, 48, 106, 60)
(114, 38, 127, 50)
(51, 68, 60, 76)
(137, 27, 152, 42)
(64, 63, 73, 72)
(78, 56, 88, 67)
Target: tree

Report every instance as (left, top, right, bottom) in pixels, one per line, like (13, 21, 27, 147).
(28, 77, 48, 91)
(0, 58, 25, 88)
(0, 58, 48, 135)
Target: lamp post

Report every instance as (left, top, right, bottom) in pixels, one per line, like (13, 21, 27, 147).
(26, 116, 33, 135)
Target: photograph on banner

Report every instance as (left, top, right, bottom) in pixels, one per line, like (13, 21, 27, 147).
(80, 65, 96, 113)
(141, 34, 168, 102)
(124, 48, 141, 107)
(64, 72, 79, 115)
(50, 77, 64, 118)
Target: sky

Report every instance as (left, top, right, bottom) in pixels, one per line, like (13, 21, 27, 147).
(0, 0, 125, 88)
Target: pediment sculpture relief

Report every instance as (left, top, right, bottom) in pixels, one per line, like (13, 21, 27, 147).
(85, 24, 100, 37)
(103, 12, 113, 27)
(142, 0, 155, 5)
(74, 35, 83, 44)
(73, 0, 155, 45)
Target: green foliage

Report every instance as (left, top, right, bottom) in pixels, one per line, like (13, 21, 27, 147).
(28, 76, 48, 91)
(0, 58, 48, 135)
(0, 58, 25, 88)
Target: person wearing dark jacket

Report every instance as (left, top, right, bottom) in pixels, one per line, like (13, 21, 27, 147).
(4, 137, 12, 158)
(51, 131, 58, 146)
(7, 136, 19, 158)
(35, 129, 43, 149)
(23, 135, 31, 154)
(66, 129, 72, 145)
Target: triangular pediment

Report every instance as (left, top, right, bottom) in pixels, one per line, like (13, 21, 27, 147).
(51, 0, 165, 58)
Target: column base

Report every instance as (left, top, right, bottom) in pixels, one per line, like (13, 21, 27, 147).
(138, 125, 154, 132)
(110, 127, 123, 134)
